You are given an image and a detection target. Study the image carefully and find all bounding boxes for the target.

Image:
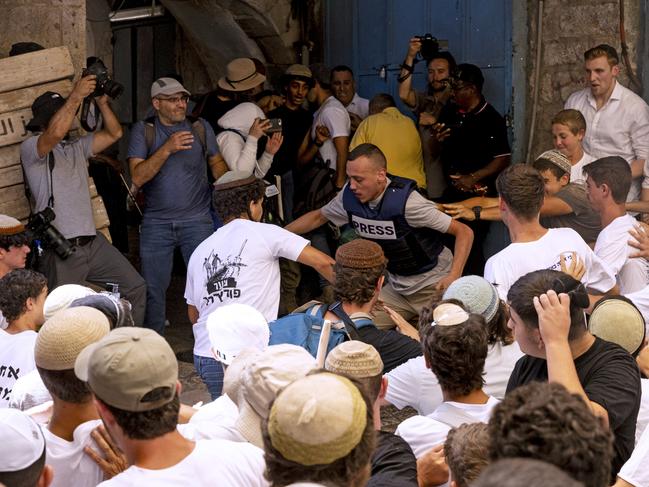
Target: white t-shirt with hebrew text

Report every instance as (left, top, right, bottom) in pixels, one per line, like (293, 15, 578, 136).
(185, 219, 309, 357)
(0, 329, 37, 408)
(484, 227, 616, 300)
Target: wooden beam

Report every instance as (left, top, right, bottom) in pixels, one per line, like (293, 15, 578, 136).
(0, 80, 72, 115)
(0, 164, 22, 189)
(0, 109, 33, 148)
(0, 145, 21, 170)
(0, 185, 29, 220)
(0, 47, 74, 94)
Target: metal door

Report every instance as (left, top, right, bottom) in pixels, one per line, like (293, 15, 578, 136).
(325, 0, 512, 122)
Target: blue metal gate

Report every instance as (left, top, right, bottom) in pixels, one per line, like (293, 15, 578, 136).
(324, 0, 513, 121)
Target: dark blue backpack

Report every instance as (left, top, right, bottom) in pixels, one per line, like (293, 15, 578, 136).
(268, 302, 373, 358)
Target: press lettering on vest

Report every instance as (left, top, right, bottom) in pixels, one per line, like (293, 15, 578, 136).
(351, 215, 397, 240)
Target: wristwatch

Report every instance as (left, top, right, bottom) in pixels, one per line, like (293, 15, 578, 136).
(472, 206, 482, 220)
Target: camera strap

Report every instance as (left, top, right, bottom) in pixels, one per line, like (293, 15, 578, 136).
(46, 151, 55, 208)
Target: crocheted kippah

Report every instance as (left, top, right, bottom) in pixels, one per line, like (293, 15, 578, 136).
(589, 299, 645, 355)
(536, 149, 572, 176)
(0, 215, 25, 236)
(443, 275, 500, 323)
(325, 341, 383, 378)
(335, 239, 386, 269)
(35, 307, 110, 370)
(268, 373, 367, 466)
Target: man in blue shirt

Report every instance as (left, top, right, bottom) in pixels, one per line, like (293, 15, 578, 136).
(128, 77, 225, 334)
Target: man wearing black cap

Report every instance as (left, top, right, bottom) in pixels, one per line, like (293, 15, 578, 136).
(20, 75, 146, 325)
(435, 63, 510, 201)
(565, 44, 649, 203)
(434, 64, 510, 275)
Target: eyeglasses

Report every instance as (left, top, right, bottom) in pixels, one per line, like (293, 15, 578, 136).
(157, 95, 190, 104)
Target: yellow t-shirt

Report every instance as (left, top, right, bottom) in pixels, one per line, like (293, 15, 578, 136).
(350, 107, 426, 188)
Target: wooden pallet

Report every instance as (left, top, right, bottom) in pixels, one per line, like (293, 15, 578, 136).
(0, 47, 111, 241)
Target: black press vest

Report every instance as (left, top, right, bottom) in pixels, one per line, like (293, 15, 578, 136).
(343, 176, 444, 276)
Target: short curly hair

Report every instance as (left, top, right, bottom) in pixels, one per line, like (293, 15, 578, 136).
(422, 313, 488, 397)
(212, 179, 265, 223)
(0, 269, 47, 322)
(472, 458, 584, 487)
(444, 422, 490, 487)
(333, 262, 386, 305)
(489, 382, 613, 487)
(420, 297, 513, 346)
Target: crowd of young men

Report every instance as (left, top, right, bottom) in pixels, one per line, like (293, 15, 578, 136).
(2, 38, 649, 487)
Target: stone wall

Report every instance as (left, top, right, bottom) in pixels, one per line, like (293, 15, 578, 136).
(0, 0, 86, 75)
(525, 0, 642, 160)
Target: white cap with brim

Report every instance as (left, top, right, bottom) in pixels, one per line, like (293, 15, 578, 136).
(0, 408, 45, 471)
(207, 303, 269, 365)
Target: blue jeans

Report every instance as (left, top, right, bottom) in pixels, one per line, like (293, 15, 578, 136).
(194, 354, 224, 400)
(140, 216, 214, 335)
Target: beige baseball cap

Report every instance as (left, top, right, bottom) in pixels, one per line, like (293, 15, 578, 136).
(74, 327, 178, 412)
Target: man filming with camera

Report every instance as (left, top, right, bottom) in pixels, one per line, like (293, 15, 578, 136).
(20, 73, 146, 324)
(399, 35, 457, 199)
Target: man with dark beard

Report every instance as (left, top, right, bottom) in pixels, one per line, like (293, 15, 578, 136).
(399, 38, 457, 198)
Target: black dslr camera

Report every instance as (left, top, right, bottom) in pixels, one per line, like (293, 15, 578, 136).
(415, 34, 441, 61)
(80, 58, 124, 132)
(82, 58, 124, 99)
(27, 207, 74, 260)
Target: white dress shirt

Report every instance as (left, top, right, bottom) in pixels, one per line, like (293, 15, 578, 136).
(565, 81, 649, 199)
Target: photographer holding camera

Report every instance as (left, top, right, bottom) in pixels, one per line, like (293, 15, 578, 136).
(20, 73, 146, 325)
(398, 35, 457, 199)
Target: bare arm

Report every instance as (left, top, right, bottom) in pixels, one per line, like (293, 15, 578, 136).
(285, 209, 329, 235)
(208, 153, 228, 181)
(91, 96, 123, 154)
(631, 158, 644, 178)
(36, 75, 96, 158)
(296, 245, 335, 283)
(435, 219, 474, 290)
(540, 196, 573, 217)
(187, 304, 199, 325)
(333, 135, 349, 189)
(398, 38, 422, 109)
(297, 125, 330, 166)
(535, 291, 609, 427)
(626, 200, 649, 213)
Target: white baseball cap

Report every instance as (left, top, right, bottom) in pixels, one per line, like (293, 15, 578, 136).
(0, 408, 45, 472)
(206, 304, 269, 365)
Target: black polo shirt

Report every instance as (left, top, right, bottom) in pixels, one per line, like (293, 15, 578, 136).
(438, 98, 510, 196)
